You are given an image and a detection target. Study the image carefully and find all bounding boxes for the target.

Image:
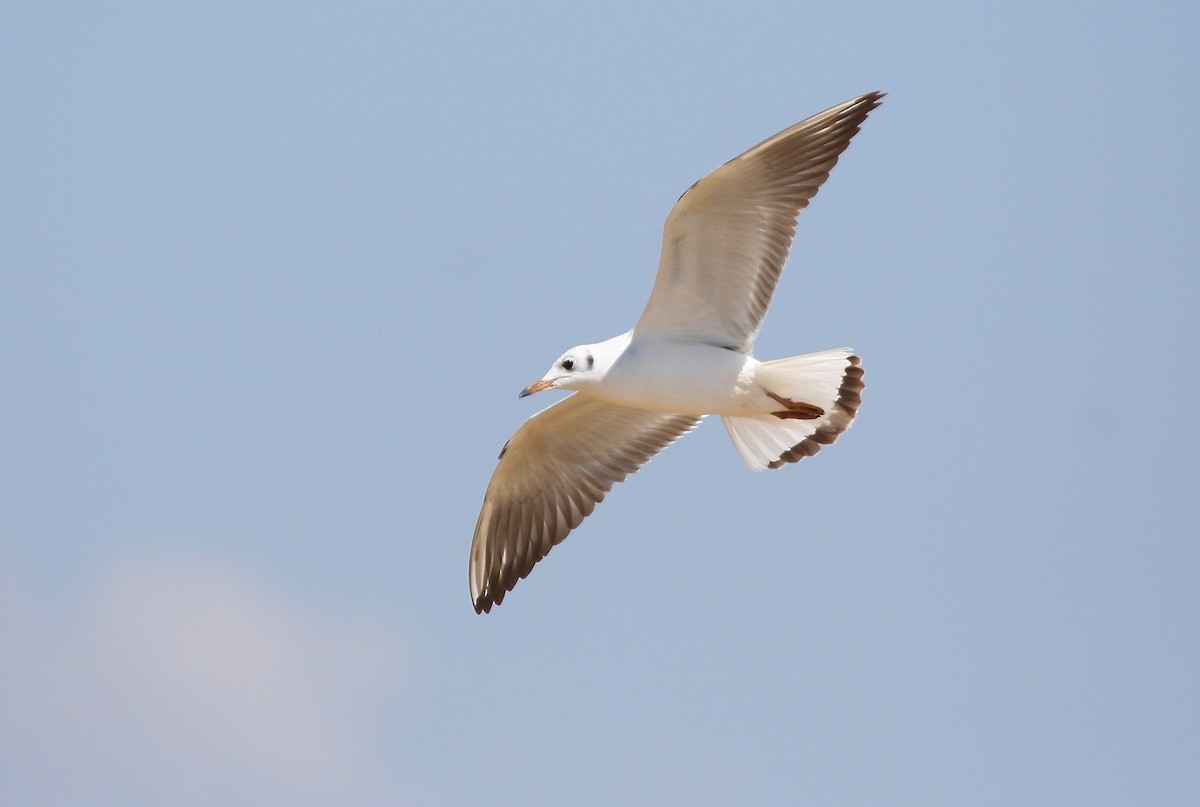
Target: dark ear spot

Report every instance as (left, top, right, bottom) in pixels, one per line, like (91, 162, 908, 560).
(586, 354, 594, 369)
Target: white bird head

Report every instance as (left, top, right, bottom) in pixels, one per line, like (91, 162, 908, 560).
(520, 345, 602, 397)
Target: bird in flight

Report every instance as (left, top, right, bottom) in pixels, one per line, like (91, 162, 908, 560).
(470, 92, 882, 613)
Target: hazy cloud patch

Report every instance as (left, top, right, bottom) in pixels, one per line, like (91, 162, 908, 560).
(1, 552, 408, 806)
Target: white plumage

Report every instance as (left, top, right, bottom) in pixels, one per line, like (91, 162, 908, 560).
(470, 92, 881, 613)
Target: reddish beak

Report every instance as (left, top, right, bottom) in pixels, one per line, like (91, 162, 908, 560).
(519, 379, 554, 398)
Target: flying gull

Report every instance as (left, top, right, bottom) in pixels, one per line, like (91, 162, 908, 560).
(470, 92, 883, 613)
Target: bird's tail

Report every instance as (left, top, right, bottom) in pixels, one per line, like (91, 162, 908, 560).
(721, 348, 864, 470)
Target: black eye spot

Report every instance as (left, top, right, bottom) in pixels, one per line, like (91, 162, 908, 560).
(561, 358, 574, 371)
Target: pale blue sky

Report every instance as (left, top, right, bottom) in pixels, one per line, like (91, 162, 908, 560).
(2, 2, 1198, 805)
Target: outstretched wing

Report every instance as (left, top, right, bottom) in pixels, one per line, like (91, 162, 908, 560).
(470, 394, 701, 613)
(634, 92, 883, 352)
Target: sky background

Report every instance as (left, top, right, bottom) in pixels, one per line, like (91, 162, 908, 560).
(2, 2, 1198, 805)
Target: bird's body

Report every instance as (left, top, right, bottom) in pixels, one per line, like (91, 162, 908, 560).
(568, 332, 754, 416)
(470, 92, 883, 613)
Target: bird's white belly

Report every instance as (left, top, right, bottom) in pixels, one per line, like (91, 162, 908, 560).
(594, 340, 760, 416)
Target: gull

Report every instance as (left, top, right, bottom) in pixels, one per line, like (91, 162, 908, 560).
(470, 92, 882, 613)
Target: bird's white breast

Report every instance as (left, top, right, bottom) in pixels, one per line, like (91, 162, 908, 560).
(594, 339, 759, 416)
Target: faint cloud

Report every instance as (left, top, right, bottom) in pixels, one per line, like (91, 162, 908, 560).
(0, 552, 408, 806)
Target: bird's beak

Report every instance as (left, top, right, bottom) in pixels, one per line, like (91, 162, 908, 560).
(519, 379, 554, 398)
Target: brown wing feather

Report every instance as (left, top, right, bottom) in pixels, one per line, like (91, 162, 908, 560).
(470, 395, 701, 613)
(634, 92, 883, 351)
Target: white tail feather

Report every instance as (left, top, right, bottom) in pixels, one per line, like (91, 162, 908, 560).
(722, 348, 864, 471)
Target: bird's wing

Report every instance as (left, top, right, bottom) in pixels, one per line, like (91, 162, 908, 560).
(633, 92, 883, 352)
(470, 394, 701, 613)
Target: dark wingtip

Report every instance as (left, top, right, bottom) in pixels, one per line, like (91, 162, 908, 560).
(858, 91, 886, 109)
(473, 590, 497, 614)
